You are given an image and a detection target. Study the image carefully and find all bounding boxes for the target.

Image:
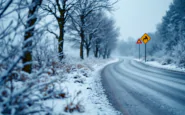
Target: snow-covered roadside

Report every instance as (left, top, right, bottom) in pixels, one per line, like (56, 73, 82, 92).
(44, 58, 120, 115)
(135, 59, 185, 72)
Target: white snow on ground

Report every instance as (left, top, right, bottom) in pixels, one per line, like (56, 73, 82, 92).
(135, 59, 185, 72)
(44, 58, 120, 115)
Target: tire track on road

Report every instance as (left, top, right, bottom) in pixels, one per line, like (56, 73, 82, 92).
(101, 59, 185, 115)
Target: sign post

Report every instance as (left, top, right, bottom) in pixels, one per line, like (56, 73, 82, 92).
(136, 39, 142, 60)
(141, 33, 151, 62)
(145, 43, 146, 62)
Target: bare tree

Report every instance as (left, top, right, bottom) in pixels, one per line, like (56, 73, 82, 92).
(91, 14, 119, 58)
(22, 0, 43, 73)
(42, 0, 75, 60)
(69, 0, 115, 59)
(83, 12, 102, 57)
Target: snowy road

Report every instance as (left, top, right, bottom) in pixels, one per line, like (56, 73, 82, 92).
(101, 59, 185, 115)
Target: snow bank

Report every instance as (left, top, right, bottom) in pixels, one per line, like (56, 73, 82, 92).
(44, 58, 120, 115)
(135, 58, 185, 72)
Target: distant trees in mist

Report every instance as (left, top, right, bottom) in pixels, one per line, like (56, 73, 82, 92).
(118, 0, 185, 67)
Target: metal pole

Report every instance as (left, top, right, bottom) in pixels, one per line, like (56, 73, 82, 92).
(145, 44, 146, 62)
(139, 44, 140, 60)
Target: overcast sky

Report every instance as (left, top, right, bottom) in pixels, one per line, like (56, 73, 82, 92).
(113, 0, 173, 40)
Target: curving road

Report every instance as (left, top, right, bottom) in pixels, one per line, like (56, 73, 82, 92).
(101, 59, 185, 115)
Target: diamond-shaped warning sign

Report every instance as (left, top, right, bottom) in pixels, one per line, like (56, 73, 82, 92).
(141, 33, 151, 44)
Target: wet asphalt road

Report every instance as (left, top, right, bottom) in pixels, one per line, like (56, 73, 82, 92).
(101, 59, 185, 115)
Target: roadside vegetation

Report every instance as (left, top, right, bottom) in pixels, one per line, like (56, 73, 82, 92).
(0, 0, 119, 114)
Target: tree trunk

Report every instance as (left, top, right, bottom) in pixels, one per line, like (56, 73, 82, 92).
(103, 53, 106, 59)
(103, 48, 107, 59)
(103, 50, 106, 59)
(85, 41, 90, 57)
(57, 0, 66, 60)
(80, 37, 84, 59)
(95, 44, 98, 58)
(80, 15, 85, 59)
(86, 34, 92, 58)
(58, 17, 65, 60)
(86, 47, 90, 57)
(107, 49, 111, 58)
(23, 0, 42, 73)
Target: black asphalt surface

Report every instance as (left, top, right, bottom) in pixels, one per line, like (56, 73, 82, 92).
(101, 59, 185, 115)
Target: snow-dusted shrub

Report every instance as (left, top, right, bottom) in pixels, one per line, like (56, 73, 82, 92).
(146, 56, 156, 61)
(64, 91, 85, 113)
(0, 53, 64, 115)
(0, 6, 62, 114)
(160, 56, 174, 65)
(163, 59, 172, 65)
(177, 54, 185, 67)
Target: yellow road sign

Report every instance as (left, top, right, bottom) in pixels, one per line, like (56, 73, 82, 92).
(141, 33, 151, 44)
